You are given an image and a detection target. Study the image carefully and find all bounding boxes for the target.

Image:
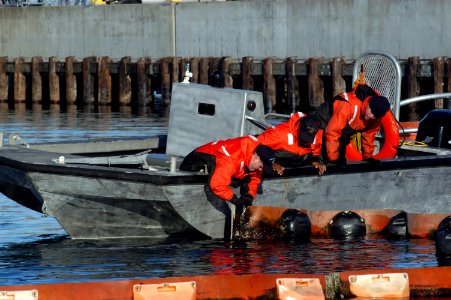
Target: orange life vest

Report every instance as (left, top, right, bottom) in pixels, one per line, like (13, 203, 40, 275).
(195, 135, 262, 201)
(258, 112, 323, 157)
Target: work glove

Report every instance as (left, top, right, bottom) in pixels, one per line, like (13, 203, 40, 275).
(331, 158, 348, 170)
(363, 157, 381, 168)
(229, 194, 253, 207)
(240, 193, 254, 207)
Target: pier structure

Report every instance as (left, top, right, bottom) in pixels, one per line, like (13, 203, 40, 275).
(0, 55, 449, 120)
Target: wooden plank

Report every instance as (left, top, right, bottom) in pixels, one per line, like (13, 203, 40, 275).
(136, 57, 151, 107)
(308, 57, 324, 109)
(98, 56, 112, 106)
(242, 56, 254, 90)
(14, 57, 26, 103)
(65, 56, 77, 105)
(82, 56, 96, 105)
(119, 56, 132, 106)
(286, 56, 299, 113)
(0, 57, 7, 102)
(407, 56, 420, 121)
(31, 56, 42, 104)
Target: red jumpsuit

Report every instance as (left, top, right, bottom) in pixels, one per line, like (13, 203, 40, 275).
(194, 135, 262, 201)
(258, 112, 323, 157)
(325, 92, 381, 161)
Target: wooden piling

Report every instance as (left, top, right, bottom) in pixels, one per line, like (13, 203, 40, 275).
(171, 57, 180, 84)
(180, 58, 189, 83)
(220, 57, 233, 88)
(0, 57, 8, 102)
(0, 55, 446, 116)
(14, 57, 26, 103)
(286, 57, 299, 113)
(136, 57, 151, 106)
(98, 56, 112, 106)
(31, 57, 42, 104)
(198, 57, 209, 85)
(263, 57, 276, 112)
(65, 56, 77, 105)
(13, 61, 24, 103)
(49, 57, 60, 104)
(331, 58, 346, 96)
(308, 57, 325, 109)
(119, 56, 132, 106)
(242, 56, 254, 91)
(209, 57, 220, 75)
(448, 58, 451, 109)
(160, 57, 171, 105)
(190, 57, 199, 83)
(83, 56, 96, 105)
(433, 57, 445, 109)
(407, 57, 420, 121)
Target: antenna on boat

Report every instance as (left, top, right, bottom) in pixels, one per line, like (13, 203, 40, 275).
(182, 61, 192, 84)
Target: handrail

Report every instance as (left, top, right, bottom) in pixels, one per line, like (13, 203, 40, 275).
(264, 112, 290, 119)
(400, 93, 451, 107)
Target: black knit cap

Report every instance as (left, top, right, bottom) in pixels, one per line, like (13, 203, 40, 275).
(255, 145, 276, 174)
(298, 116, 320, 145)
(369, 96, 390, 118)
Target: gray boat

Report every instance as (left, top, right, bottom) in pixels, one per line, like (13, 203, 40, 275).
(0, 51, 450, 240)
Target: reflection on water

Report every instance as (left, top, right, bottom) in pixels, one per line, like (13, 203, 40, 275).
(0, 233, 442, 285)
(0, 103, 168, 144)
(0, 106, 448, 285)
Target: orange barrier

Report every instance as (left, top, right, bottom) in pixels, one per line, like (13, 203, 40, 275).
(276, 278, 325, 300)
(1, 267, 450, 300)
(348, 273, 409, 298)
(339, 266, 451, 298)
(133, 281, 196, 300)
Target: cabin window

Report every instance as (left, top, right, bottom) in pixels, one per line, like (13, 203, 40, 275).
(198, 103, 215, 116)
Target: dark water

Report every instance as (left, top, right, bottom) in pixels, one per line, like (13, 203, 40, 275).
(0, 106, 446, 286)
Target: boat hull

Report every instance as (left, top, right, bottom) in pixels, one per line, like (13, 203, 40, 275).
(0, 145, 450, 239)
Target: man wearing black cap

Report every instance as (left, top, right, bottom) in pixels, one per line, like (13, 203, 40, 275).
(179, 135, 264, 208)
(315, 83, 391, 166)
(257, 112, 326, 175)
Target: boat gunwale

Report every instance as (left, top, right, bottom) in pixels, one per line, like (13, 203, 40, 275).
(0, 146, 450, 185)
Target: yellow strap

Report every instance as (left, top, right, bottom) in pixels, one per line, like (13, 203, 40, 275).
(351, 133, 362, 152)
(403, 140, 429, 147)
(353, 64, 366, 87)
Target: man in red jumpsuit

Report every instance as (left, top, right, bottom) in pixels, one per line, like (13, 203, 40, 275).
(179, 135, 264, 207)
(315, 84, 391, 166)
(257, 113, 326, 175)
